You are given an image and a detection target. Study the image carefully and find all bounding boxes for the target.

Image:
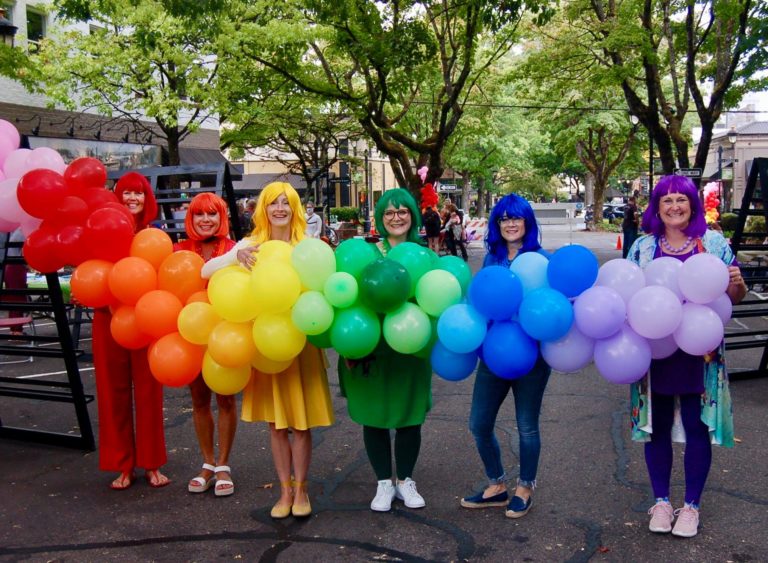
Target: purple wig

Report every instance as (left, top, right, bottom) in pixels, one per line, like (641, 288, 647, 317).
(641, 175, 707, 238)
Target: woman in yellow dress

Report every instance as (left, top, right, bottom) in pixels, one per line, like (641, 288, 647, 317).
(201, 182, 334, 518)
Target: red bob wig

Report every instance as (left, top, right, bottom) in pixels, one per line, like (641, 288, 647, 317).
(184, 192, 231, 241)
(114, 172, 158, 230)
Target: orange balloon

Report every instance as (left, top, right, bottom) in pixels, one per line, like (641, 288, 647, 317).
(108, 256, 158, 305)
(158, 250, 206, 303)
(130, 229, 174, 270)
(71, 259, 115, 307)
(110, 306, 153, 350)
(207, 321, 256, 368)
(134, 289, 184, 339)
(186, 290, 209, 304)
(147, 332, 205, 387)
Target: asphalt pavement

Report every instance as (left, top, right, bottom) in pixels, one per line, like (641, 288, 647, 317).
(1, 222, 767, 562)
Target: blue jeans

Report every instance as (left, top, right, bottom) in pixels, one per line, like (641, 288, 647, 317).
(469, 358, 551, 487)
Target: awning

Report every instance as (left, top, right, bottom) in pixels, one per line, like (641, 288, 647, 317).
(708, 162, 733, 180)
(233, 173, 308, 194)
(179, 147, 242, 180)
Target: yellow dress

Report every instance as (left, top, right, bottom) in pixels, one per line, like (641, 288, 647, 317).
(240, 343, 334, 430)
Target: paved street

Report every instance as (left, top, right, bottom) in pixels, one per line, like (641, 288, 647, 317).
(1, 223, 767, 562)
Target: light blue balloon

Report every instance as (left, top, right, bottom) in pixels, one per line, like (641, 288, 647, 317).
(510, 251, 549, 294)
(436, 303, 487, 354)
(519, 287, 574, 342)
(482, 321, 538, 380)
(430, 341, 478, 381)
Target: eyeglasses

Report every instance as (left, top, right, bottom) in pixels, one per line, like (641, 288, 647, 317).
(497, 216, 524, 225)
(383, 209, 410, 219)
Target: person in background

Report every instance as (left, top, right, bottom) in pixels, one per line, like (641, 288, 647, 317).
(239, 199, 255, 235)
(94, 171, 169, 490)
(460, 193, 551, 519)
(2, 228, 28, 337)
(626, 175, 747, 538)
(305, 201, 323, 239)
(337, 188, 433, 513)
(201, 182, 334, 519)
(421, 205, 442, 253)
(622, 196, 639, 259)
(443, 210, 468, 261)
(175, 193, 238, 497)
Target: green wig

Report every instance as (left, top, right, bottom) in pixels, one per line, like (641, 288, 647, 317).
(373, 188, 423, 248)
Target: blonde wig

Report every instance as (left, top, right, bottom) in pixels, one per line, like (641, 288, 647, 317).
(250, 181, 306, 245)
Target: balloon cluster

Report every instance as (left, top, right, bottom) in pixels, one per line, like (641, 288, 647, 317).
(544, 254, 731, 385)
(70, 230, 210, 387)
(433, 246, 597, 382)
(703, 182, 721, 225)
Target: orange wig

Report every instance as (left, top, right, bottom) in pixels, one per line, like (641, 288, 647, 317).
(184, 192, 230, 241)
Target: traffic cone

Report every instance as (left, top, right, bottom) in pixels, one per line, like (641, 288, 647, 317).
(616, 235, 622, 251)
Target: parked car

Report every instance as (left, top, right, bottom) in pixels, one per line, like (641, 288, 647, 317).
(585, 203, 625, 222)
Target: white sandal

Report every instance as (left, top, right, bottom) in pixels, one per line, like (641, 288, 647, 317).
(188, 463, 216, 493)
(214, 465, 234, 497)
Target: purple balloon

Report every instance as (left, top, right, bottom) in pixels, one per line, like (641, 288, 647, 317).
(594, 324, 651, 384)
(673, 303, 724, 355)
(678, 253, 729, 304)
(541, 324, 595, 373)
(596, 259, 645, 304)
(573, 286, 626, 339)
(643, 257, 683, 301)
(627, 285, 683, 339)
(707, 293, 733, 325)
(648, 334, 678, 359)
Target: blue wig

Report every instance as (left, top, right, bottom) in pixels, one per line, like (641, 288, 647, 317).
(485, 193, 542, 261)
(641, 175, 707, 238)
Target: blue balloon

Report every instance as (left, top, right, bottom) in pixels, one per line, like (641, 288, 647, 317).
(519, 287, 574, 342)
(468, 266, 523, 321)
(546, 245, 599, 298)
(430, 341, 478, 381)
(436, 303, 487, 354)
(482, 321, 538, 380)
(509, 251, 549, 294)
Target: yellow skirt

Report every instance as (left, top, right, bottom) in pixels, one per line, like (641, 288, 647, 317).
(241, 344, 334, 430)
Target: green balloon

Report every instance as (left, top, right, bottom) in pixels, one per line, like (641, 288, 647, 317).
(335, 239, 379, 280)
(330, 305, 381, 359)
(387, 242, 434, 296)
(359, 258, 411, 313)
(323, 272, 359, 308)
(292, 238, 337, 291)
(413, 316, 439, 359)
(438, 255, 472, 295)
(415, 269, 463, 316)
(307, 328, 333, 349)
(291, 291, 334, 335)
(382, 302, 431, 355)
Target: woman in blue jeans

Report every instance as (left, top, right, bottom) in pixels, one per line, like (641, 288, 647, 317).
(461, 193, 551, 518)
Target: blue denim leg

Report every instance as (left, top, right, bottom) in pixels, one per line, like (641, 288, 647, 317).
(510, 357, 551, 484)
(469, 361, 512, 484)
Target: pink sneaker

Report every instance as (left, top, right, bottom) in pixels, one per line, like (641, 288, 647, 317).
(648, 500, 674, 533)
(672, 505, 700, 538)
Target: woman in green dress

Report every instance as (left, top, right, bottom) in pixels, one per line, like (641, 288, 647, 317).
(338, 188, 433, 512)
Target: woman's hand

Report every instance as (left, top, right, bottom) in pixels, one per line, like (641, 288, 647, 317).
(727, 265, 748, 305)
(236, 245, 260, 269)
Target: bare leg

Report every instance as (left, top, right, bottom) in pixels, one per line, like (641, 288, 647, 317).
(291, 429, 312, 506)
(189, 376, 215, 484)
(270, 424, 294, 509)
(214, 393, 237, 489)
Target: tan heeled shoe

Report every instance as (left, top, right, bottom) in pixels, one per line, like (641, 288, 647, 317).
(270, 481, 294, 519)
(291, 480, 312, 517)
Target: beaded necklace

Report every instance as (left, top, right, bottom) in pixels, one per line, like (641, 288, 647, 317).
(659, 235, 693, 254)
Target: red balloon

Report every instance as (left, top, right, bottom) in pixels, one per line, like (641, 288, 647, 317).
(48, 195, 90, 227)
(57, 224, 89, 266)
(17, 169, 68, 220)
(80, 188, 119, 211)
(84, 208, 135, 262)
(23, 225, 64, 273)
(103, 201, 137, 226)
(63, 157, 107, 193)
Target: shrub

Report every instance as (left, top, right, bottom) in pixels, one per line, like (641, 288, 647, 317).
(719, 213, 739, 232)
(330, 207, 361, 223)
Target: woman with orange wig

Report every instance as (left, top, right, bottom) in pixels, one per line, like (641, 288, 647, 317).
(201, 182, 334, 518)
(174, 193, 238, 496)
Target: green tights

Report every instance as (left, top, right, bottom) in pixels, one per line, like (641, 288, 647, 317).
(363, 425, 422, 481)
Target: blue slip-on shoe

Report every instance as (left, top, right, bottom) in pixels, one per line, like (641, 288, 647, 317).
(505, 494, 533, 518)
(460, 490, 509, 509)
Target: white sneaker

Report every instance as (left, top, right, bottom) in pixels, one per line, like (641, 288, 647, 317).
(395, 477, 425, 508)
(370, 479, 396, 512)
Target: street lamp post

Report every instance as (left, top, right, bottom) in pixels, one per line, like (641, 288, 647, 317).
(363, 149, 370, 233)
(0, 8, 18, 47)
(718, 127, 739, 212)
(629, 113, 654, 194)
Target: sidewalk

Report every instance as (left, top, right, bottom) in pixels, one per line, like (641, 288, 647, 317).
(1, 227, 766, 562)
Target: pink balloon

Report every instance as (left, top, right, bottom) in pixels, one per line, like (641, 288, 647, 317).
(541, 324, 595, 373)
(594, 324, 651, 384)
(2, 149, 32, 178)
(648, 334, 678, 359)
(0, 168, 5, 182)
(707, 293, 733, 325)
(673, 303, 724, 355)
(573, 285, 626, 339)
(596, 259, 646, 304)
(678, 253, 729, 304)
(0, 119, 21, 150)
(19, 215, 42, 237)
(27, 147, 67, 174)
(0, 177, 27, 224)
(0, 215, 19, 233)
(643, 257, 683, 301)
(627, 285, 683, 339)
(0, 136, 15, 169)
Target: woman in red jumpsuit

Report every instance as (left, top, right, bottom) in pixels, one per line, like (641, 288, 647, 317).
(93, 171, 169, 490)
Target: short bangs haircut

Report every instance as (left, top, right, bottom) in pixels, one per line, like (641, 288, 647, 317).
(486, 193, 542, 261)
(641, 175, 707, 238)
(185, 192, 230, 241)
(373, 188, 423, 243)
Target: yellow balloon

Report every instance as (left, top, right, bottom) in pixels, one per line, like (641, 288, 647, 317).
(250, 259, 302, 314)
(202, 352, 252, 395)
(257, 240, 293, 264)
(208, 269, 260, 322)
(177, 302, 221, 345)
(252, 311, 306, 362)
(251, 347, 293, 374)
(208, 320, 256, 368)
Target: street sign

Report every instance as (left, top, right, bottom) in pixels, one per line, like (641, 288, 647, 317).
(674, 168, 702, 178)
(330, 178, 350, 185)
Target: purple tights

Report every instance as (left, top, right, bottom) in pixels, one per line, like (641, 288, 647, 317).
(644, 392, 712, 505)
